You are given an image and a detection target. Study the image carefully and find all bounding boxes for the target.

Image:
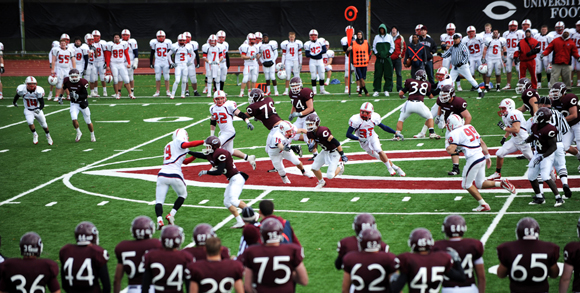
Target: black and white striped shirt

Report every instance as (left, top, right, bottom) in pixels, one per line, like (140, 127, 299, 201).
(550, 108, 569, 142)
(441, 42, 469, 67)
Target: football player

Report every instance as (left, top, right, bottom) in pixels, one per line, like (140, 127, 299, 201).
(188, 237, 244, 293)
(244, 88, 284, 153)
(390, 228, 466, 292)
(549, 82, 580, 173)
(432, 215, 486, 292)
(62, 68, 96, 142)
(347, 102, 405, 176)
(462, 26, 486, 87)
(237, 207, 261, 256)
(523, 107, 564, 206)
(59, 222, 110, 293)
(304, 29, 328, 94)
(84, 34, 98, 96)
(288, 76, 315, 157)
(341, 26, 356, 93)
(488, 98, 533, 180)
(409, 24, 425, 43)
(549, 21, 567, 39)
(441, 23, 461, 70)
(242, 218, 308, 292)
(47, 40, 59, 100)
(304, 113, 348, 189)
(415, 67, 454, 139)
(121, 29, 138, 94)
(497, 217, 560, 291)
(191, 136, 249, 228)
(182, 223, 230, 261)
(0, 232, 60, 293)
(342, 229, 399, 293)
(268, 121, 315, 184)
(113, 216, 162, 293)
(169, 34, 194, 99)
(478, 23, 493, 41)
(520, 19, 539, 36)
(72, 36, 89, 78)
(446, 114, 517, 211)
(258, 199, 301, 246)
(571, 20, 580, 87)
(0, 43, 4, 98)
(13, 76, 53, 145)
(560, 217, 580, 292)
(535, 25, 553, 89)
(259, 33, 279, 96)
(142, 226, 192, 292)
(483, 29, 507, 92)
(239, 33, 260, 97)
(397, 70, 438, 140)
(281, 32, 303, 95)
(183, 31, 201, 97)
(502, 20, 524, 89)
(202, 34, 223, 97)
(322, 39, 334, 86)
(516, 77, 539, 118)
(51, 39, 76, 100)
(91, 30, 109, 97)
(335, 213, 389, 270)
(216, 30, 229, 95)
(149, 30, 173, 97)
(105, 34, 133, 99)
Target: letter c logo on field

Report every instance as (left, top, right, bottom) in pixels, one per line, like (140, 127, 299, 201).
(483, 1, 517, 20)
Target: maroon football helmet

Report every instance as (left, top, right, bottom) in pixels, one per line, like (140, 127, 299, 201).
(516, 217, 540, 240)
(305, 113, 321, 132)
(408, 228, 434, 252)
(439, 84, 456, 103)
(260, 218, 284, 244)
(202, 135, 221, 155)
(75, 221, 99, 245)
(248, 88, 265, 104)
(442, 215, 467, 238)
(193, 223, 216, 246)
(515, 78, 532, 94)
(353, 213, 377, 235)
(533, 107, 552, 125)
(131, 216, 155, 240)
(290, 77, 303, 94)
(549, 82, 567, 100)
(20, 232, 43, 257)
(357, 228, 382, 252)
(415, 69, 427, 81)
(160, 225, 185, 249)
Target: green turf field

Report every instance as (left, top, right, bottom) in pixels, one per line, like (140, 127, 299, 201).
(1, 71, 580, 292)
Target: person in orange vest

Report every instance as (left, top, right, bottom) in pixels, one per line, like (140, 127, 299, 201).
(347, 30, 372, 96)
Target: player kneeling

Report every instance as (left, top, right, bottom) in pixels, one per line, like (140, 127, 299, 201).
(269, 121, 314, 184)
(445, 114, 516, 212)
(62, 69, 96, 142)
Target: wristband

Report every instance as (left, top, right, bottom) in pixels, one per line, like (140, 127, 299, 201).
(339, 150, 345, 156)
(485, 154, 490, 160)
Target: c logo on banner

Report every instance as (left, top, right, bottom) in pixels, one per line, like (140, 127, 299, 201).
(345, 6, 358, 21)
(482, 1, 517, 20)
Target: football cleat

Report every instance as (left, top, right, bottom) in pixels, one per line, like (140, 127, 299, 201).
(555, 197, 564, 207)
(487, 172, 501, 180)
(103, 90, 108, 97)
(90, 133, 96, 142)
(47, 92, 53, 101)
(33, 132, 39, 145)
(315, 180, 326, 189)
(153, 91, 160, 97)
(181, 95, 185, 99)
(392, 135, 402, 141)
(529, 196, 546, 205)
(247, 155, 256, 170)
(338, 162, 345, 177)
(344, 87, 349, 94)
(320, 90, 330, 95)
(395, 166, 406, 177)
(46, 135, 53, 146)
(202, 87, 208, 94)
(472, 204, 491, 212)
(502, 84, 511, 90)
(291, 145, 303, 158)
(170, 94, 175, 99)
(185, 90, 190, 97)
(282, 89, 289, 95)
(448, 168, 460, 176)
(230, 222, 245, 229)
(429, 133, 441, 139)
(388, 167, 396, 176)
(308, 153, 317, 161)
(267, 167, 277, 173)
(500, 178, 516, 194)
(165, 214, 175, 225)
(111, 93, 117, 97)
(92, 92, 100, 97)
(496, 85, 501, 92)
(129, 93, 136, 100)
(281, 176, 291, 184)
(116, 93, 121, 100)
(264, 91, 271, 96)
(166, 91, 171, 96)
(303, 170, 315, 178)
(194, 91, 201, 97)
(457, 84, 463, 91)
(413, 133, 426, 139)
(563, 184, 572, 199)
(384, 91, 390, 96)
(75, 131, 82, 142)
(157, 219, 164, 230)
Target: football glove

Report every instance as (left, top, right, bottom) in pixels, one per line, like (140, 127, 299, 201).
(246, 121, 254, 130)
(502, 56, 507, 63)
(500, 137, 506, 145)
(533, 155, 543, 167)
(359, 137, 368, 143)
(308, 142, 316, 152)
(394, 133, 405, 141)
(481, 58, 486, 64)
(34, 109, 40, 114)
(103, 64, 107, 70)
(70, 92, 79, 101)
(514, 57, 520, 64)
(198, 170, 208, 177)
(497, 121, 506, 131)
(288, 112, 301, 121)
(58, 96, 63, 105)
(169, 63, 175, 69)
(150, 64, 154, 69)
(441, 44, 447, 50)
(434, 115, 440, 125)
(196, 64, 200, 68)
(341, 154, 348, 162)
(12, 101, 17, 107)
(283, 144, 291, 152)
(0, 66, 4, 74)
(437, 115, 446, 129)
(446, 247, 462, 264)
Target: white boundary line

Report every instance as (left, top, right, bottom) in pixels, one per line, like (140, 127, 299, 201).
(480, 193, 517, 246)
(0, 108, 69, 130)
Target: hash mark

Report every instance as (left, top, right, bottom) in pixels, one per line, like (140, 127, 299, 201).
(300, 198, 309, 203)
(199, 199, 209, 204)
(97, 201, 109, 206)
(417, 143, 424, 147)
(45, 202, 58, 206)
(351, 197, 360, 202)
(454, 196, 463, 201)
(42, 149, 51, 152)
(402, 197, 411, 201)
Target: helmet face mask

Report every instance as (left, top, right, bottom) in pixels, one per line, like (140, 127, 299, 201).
(290, 77, 302, 94)
(69, 69, 80, 83)
(26, 77, 38, 92)
(515, 78, 531, 94)
(279, 121, 296, 139)
(248, 88, 264, 105)
(359, 102, 374, 121)
(213, 90, 227, 107)
(439, 85, 454, 103)
(498, 98, 515, 116)
(202, 136, 221, 155)
(549, 82, 566, 100)
(305, 113, 321, 132)
(156, 30, 166, 42)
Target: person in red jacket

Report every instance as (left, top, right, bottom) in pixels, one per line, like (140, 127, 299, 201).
(391, 26, 406, 91)
(542, 31, 580, 89)
(514, 29, 540, 89)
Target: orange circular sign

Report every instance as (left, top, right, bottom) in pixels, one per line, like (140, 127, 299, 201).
(345, 6, 358, 22)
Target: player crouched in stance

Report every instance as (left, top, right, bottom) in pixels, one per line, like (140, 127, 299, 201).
(390, 228, 466, 293)
(560, 217, 580, 292)
(347, 102, 405, 176)
(522, 108, 564, 207)
(0, 232, 60, 293)
(304, 113, 348, 189)
(433, 215, 486, 292)
(192, 136, 248, 228)
(268, 121, 314, 184)
(13, 76, 53, 145)
(497, 217, 560, 292)
(445, 114, 516, 212)
(397, 70, 439, 140)
(62, 69, 96, 142)
(335, 213, 389, 270)
(189, 237, 244, 293)
(156, 129, 204, 230)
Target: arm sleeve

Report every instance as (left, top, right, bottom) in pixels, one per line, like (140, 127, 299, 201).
(346, 126, 359, 140)
(378, 123, 396, 134)
(441, 48, 451, 58)
(542, 137, 558, 157)
(181, 140, 204, 148)
(343, 45, 349, 53)
(330, 137, 341, 148)
(188, 151, 208, 159)
(133, 48, 139, 59)
(334, 256, 343, 270)
(236, 111, 248, 120)
(99, 265, 111, 293)
(206, 162, 225, 176)
(225, 52, 230, 68)
(445, 266, 467, 283)
(39, 97, 45, 110)
(321, 45, 327, 54)
(183, 156, 196, 164)
(104, 50, 111, 67)
(83, 54, 89, 71)
(125, 48, 131, 65)
(142, 268, 151, 293)
(304, 49, 312, 58)
(389, 273, 408, 293)
(13, 94, 19, 104)
(150, 49, 155, 65)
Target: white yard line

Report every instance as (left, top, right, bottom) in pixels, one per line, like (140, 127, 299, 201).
(0, 108, 69, 130)
(480, 193, 517, 246)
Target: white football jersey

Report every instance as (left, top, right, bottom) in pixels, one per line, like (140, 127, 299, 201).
(149, 39, 173, 63)
(446, 124, 483, 159)
(485, 38, 507, 60)
(518, 28, 539, 36)
(348, 112, 382, 140)
(93, 40, 107, 62)
(85, 43, 95, 64)
(16, 84, 45, 110)
(209, 100, 238, 134)
(217, 41, 229, 64)
(437, 77, 453, 90)
(239, 43, 259, 66)
(269, 131, 292, 149)
(49, 46, 58, 64)
(462, 35, 485, 58)
(204, 44, 223, 64)
(502, 109, 529, 141)
(52, 47, 74, 68)
(186, 41, 199, 65)
(534, 33, 553, 54)
(260, 41, 278, 62)
(281, 40, 303, 61)
(160, 139, 190, 176)
(323, 49, 335, 64)
(126, 38, 138, 61)
(570, 29, 580, 49)
(106, 41, 129, 64)
(502, 30, 524, 53)
(171, 44, 194, 65)
(73, 44, 89, 66)
(0, 42, 3, 52)
(478, 31, 493, 42)
(304, 39, 325, 57)
(440, 33, 461, 49)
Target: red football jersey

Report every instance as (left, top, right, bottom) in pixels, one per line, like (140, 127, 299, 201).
(143, 249, 193, 293)
(403, 78, 432, 102)
(289, 87, 315, 115)
(188, 259, 243, 292)
(343, 251, 400, 292)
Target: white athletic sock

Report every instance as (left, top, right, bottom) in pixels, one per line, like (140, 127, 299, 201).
(494, 181, 501, 187)
(170, 209, 177, 216)
(320, 85, 325, 92)
(267, 85, 271, 92)
(561, 176, 568, 185)
(157, 216, 163, 222)
(76, 128, 81, 135)
(421, 125, 428, 135)
(235, 215, 243, 223)
(326, 78, 330, 84)
(539, 182, 544, 193)
(478, 199, 487, 205)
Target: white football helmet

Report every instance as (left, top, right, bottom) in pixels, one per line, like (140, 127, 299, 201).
(309, 29, 318, 41)
(60, 33, 70, 41)
(254, 32, 263, 40)
(360, 102, 374, 121)
(279, 121, 296, 139)
(345, 25, 354, 33)
(51, 40, 59, 48)
(208, 34, 217, 46)
(47, 75, 58, 86)
(104, 74, 113, 83)
(216, 30, 226, 43)
(121, 29, 131, 41)
(325, 40, 330, 48)
(84, 34, 94, 44)
(177, 34, 186, 46)
(26, 76, 38, 91)
(156, 30, 166, 42)
(477, 64, 488, 75)
(277, 70, 287, 80)
(172, 128, 189, 142)
(466, 26, 476, 33)
(555, 21, 565, 29)
(275, 62, 284, 71)
(213, 90, 227, 106)
(91, 30, 101, 41)
(436, 67, 448, 81)
(183, 31, 192, 41)
(446, 23, 456, 31)
(446, 114, 465, 132)
(522, 19, 532, 27)
(318, 37, 326, 45)
(25, 76, 38, 84)
(415, 24, 423, 32)
(247, 33, 256, 44)
(509, 20, 518, 30)
(499, 98, 515, 117)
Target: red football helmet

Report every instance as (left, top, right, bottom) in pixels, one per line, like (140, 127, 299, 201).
(156, 30, 166, 42)
(193, 223, 216, 246)
(20, 232, 43, 257)
(260, 218, 284, 244)
(208, 34, 217, 46)
(160, 225, 185, 249)
(92, 30, 101, 42)
(353, 213, 377, 235)
(408, 228, 434, 252)
(442, 215, 466, 238)
(75, 221, 99, 245)
(121, 29, 131, 41)
(516, 217, 540, 240)
(549, 82, 567, 100)
(360, 102, 374, 121)
(357, 228, 382, 252)
(509, 20, 518, 31)
(290, 77, 303, 94)
(213, 90, 227, 106)
(309, 29, 318, 41)
(131, 216, 155, 240)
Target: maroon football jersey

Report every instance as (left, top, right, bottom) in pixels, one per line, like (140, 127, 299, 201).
(432, 238, 484, 288)
(337, 236, 389, 268)
(242, 244, 304, 293)
(437, 96, 468, 121)
(62, 77, 90, 103)
(397, 251, 453, 293)
(246, 97, 282, 130)
(59, 244, 109, 293)
(0, 258, 60, 293)
(182, 246, 230, 262)
(307, 126, 336, 151)
(188, 259, 243, 292)
(552, 93, 579, 126)
(114, 238, 162, 285)
(521, 89, 539, 116)
(564, 241, 580, 292)
(143, 249, 193, 293)
(530, 123, 558, 154)
(403, 78, 432, 102)
(289, 87, 315, 115)
(343, 251, 399, 292)
(207, 148, 239, 179)
(497, 239, 559, 293)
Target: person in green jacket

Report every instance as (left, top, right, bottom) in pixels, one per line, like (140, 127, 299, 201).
(372, 24, 395, 97)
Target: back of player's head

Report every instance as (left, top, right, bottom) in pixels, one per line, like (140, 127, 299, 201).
(289, 32, 296, 36)
(259, 200, 275, 216)
(205, 237, 222, 256)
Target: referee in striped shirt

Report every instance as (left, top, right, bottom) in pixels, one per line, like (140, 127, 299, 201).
(441, 34, 485, 99)
(537, 96, 572, 199)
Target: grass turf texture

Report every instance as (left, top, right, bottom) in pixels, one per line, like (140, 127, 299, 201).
(1, 70, 579, 293)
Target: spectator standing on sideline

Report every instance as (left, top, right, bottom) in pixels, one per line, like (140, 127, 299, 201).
(372, 23, 395, 97)
(391, 26, 405, 91)
(542, 30, 580, 89)
(404, 34, 427, 78)
(418, 26, 438, 84)
(348, 30, 372, 96)
(514, 29, 541, 89)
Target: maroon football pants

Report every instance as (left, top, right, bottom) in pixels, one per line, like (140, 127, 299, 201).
(519, 59, 537, 89)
